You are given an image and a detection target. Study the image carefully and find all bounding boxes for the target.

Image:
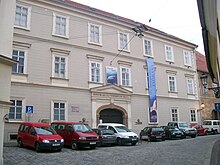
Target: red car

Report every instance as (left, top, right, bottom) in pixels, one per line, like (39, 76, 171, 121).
(191, 124, 207, 136)
(17, 122, 64, 152)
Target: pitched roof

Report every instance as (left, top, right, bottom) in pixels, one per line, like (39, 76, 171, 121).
(53, 0, 197, 47)
(195, 51, 208, 72)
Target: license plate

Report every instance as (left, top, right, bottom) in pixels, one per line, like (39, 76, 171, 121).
(52, 143, 60, 146)
(156, 136, 161, 138)
(132, 138, 137, 141)
(176, 135, 181, 137)
(90, 142, 96, 145)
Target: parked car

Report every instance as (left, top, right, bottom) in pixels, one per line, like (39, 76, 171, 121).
(167, 121, 197, 138)
(161, 126, 184, 139)
(97, 123, 138, 146)
(17, 122, 64, 152)
(140, 126, 165, 142)
(51, 122, 99, 150)
(191, 124, 208, 136)
(202, 120, 220, 134)
(92, 128, 117, 146)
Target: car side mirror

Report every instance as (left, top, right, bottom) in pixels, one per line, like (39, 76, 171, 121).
(31, 132, 36, 136)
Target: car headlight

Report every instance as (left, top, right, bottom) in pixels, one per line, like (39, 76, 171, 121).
(172, 132, 175, 135)
(42, 140, 50, 143)
(61, 139, 64, 142)
(79, 136, 86, 140)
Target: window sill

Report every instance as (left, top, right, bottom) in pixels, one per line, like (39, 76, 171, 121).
(144, 54, 154, 58)
(52, 34, 69, 39)
(166, 60, 175, 64)
(14, 26, 30, 31)
(88, 42, 103, 47)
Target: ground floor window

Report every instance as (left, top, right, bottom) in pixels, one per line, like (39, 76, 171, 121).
(53, 102, 66, 121)
(171, 108, 178, 122)
(9, 100, 22, 120)
(190, 109, 196, 122)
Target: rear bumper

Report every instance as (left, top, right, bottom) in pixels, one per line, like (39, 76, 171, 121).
(121, 137, 138, 144)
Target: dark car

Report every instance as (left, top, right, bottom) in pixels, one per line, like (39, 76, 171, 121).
(92, 129, 117, 146)
(191, 124, 207, 136)
(140, 126, 165, 142)
(161, 126, 184, 139)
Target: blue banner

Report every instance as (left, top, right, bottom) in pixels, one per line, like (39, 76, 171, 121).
(106, 66, 118, 84)
(146, 58, 157, 123)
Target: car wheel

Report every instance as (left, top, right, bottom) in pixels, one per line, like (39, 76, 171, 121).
(131, 142, 137, 146)
(90, 145, 96, 149)
(35, 142, 41, 152)
(117, 138, 122, 145)
(17, 138, 23, 148)
(191, 135, 196, 138)
(71, 141, 78, 150)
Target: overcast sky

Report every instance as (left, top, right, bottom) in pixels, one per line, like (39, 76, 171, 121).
(72, 0, 205, 54)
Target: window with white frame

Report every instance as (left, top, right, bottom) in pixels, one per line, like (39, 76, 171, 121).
(120, 66, 131, 86)
(52, 55, 68, 79)
(144, 39, 153, 56)
(190, 109, 196, 122)
(12, 49, 26, 74)
(53, 102, 66, 121)
(183, 50, 192, 66)
(168, 75, 177, 92)
(171, 108, 178, 122)
(187, 78, 194, 94)
(53, 13, 69, 38)
(14, 4, 31, 30)
(9, 100, 22, 120)
(89, 61, 102, 83)
(88, 23, 102, 45)
(165, 45, 174, 62)
(118, 32, 129, 51)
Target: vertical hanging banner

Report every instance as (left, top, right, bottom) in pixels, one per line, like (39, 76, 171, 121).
(106, 66, 118, 85)
(146, 58, 157, 123)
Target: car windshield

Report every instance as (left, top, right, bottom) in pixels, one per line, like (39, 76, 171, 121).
(35, 126, 57, 135)
(179, 123, 188, 128)
(203, 121, 211, 125)
(115, 126, 131, 132)
(152, 128, 163, 132)
(102, 129, 114, 135)
(73, 124, 93, 132)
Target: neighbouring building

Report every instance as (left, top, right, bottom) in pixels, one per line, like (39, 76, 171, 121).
(4, 0, 200, 144)
(0, 0, 16, 163)
(196, 51, 220, 122)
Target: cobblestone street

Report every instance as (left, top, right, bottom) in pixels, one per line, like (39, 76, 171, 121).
(3, 135, 220, 165)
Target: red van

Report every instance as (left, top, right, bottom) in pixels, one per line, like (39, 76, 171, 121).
(17, 122, 64, 152)
(51, 122, 99, 150)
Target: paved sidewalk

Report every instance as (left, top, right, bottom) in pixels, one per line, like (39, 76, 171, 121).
(210, 138, 220, 165)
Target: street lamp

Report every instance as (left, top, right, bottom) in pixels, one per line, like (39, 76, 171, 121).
(198, 103, 205, 124)
(200, 73, 220, 98)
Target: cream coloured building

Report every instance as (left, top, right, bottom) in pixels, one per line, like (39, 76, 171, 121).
(5, 0, 200, 143)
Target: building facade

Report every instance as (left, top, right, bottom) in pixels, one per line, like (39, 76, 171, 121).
(196, 51, 220, 122)
(5, 0, 200, 143)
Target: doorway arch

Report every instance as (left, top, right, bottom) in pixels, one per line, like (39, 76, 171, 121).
(96, 103, 128, 126)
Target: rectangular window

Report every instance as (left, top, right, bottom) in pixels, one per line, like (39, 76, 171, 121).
(183, 50, 192, 66)
(88, 23, 102, 45)
(54, 102, 65, 121)
(171, 108, 178, 122)
(120, 67, 131, 86)
(9, 100, 22, 120)
(165, 45, 174, 62)
(187, 78, 194, 94)
(118, 32, 129, 51)
(190, 109, 196, 122)
(14, 4, 31, 30)
(53, 13, 69, 38)
(53, 56, 67, 79)
(144, 39, 153, 56)
(89, 61, 102, 83)
(168, 75, 176, 92)
(12, 50, 25, 74)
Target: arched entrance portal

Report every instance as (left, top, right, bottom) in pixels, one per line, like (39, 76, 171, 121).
(100, 109, 123, 124)
(96, 103, 128, 126)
